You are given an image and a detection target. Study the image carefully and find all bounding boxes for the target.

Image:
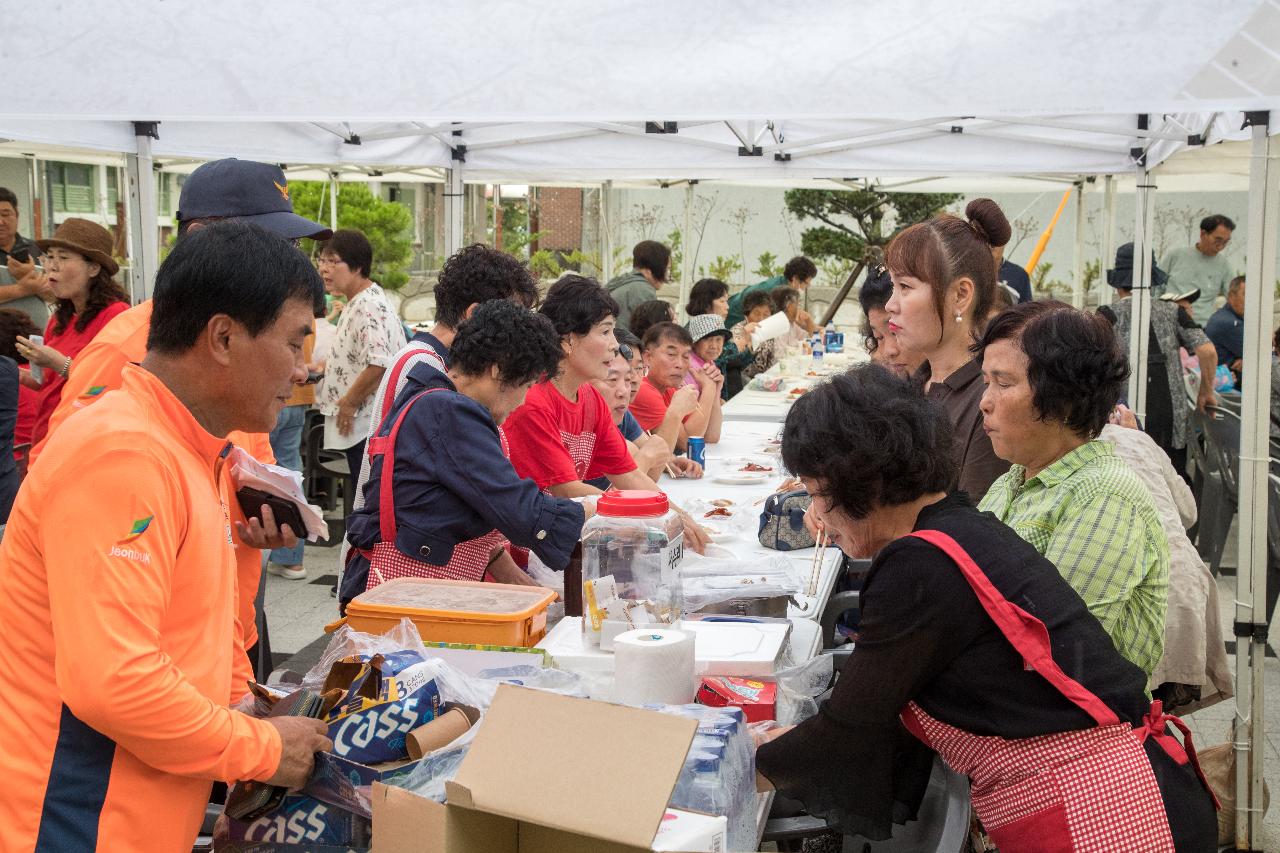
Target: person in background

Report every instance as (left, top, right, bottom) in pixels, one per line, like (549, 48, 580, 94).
(978, 301, 1168, 677)
(1161, 213, 1236, 325)
(725, 255, 819, 331)
(755, 365, 1216, 851)
(686, 313, 738, 388)
(606, 240, 670, 332)
(617, 327, 700, 462)
(632, 322, 722, 449)
(0, 308, 40, 456)
(340, 244, 542, 586)
(687, 278, 756, 398)
(502, 276, 710, 552)
(0, 222, 332, 851)
(0, 187, 52, 328)
(885, 198, 1012, 501)
(341, 301, 588, 602)
(1099, 413, 1233, 712)
(587, 347, 701, 487)
(743, 286, 809, 380)
(992, 241, 1032, 303)
(263, 303, 320, 580)
(13, 219, 129, 445)
(627, 298, 675, 345)
(316, 229, 407, 478)
(0, 351, 15, 525)
(1099, 242, 1217, 475)
(858, 263, 924, 379)
(1204, 275, 1246, 384)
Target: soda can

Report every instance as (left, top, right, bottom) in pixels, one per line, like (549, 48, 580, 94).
(687, 436, 706, 468)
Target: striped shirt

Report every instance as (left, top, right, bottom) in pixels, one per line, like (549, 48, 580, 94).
(979, 440, 1169, 675)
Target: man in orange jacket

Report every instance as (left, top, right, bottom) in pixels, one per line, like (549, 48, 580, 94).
(32, 159, 333, 688)
(0, 222, 333, 851)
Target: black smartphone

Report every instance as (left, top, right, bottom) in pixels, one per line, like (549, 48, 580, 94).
(304, 371, 323, 385)
(7, 247, 29, 264)
(235, 486, 307, 536)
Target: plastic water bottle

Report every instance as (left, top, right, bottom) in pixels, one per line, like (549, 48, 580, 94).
(811, 331, 825, 364)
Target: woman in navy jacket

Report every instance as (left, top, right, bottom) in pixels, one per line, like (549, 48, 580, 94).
(342, 300, 589, 604)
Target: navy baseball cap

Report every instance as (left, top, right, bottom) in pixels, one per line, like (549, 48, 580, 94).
(177, 159, 332, 241)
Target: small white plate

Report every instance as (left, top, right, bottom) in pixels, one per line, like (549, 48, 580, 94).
(698, 523, 738, 543)
(713, 473, 771, 485)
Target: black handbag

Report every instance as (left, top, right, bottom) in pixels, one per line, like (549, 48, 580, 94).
(757, 488, 815, 551)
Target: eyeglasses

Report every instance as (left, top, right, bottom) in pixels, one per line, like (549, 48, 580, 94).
(317, 255, 346, 267)
(617, 342, 633, 360)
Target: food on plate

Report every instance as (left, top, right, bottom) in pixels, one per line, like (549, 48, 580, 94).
(741, 462, 773, 472)
(704, 507, 734, 518)
(789, 386, 809, 396)
(710, 498, 734, 507)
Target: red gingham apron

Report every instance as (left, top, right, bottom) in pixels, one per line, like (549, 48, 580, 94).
(898, 530, 1216, 853)
(359, 375, 507, 588)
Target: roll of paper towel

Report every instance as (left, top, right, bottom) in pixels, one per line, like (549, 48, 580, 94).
(750, 311, 791, 348)
(612, 628, 696, 706)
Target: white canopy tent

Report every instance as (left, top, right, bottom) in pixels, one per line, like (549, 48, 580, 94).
(5, 0, 1280, 844)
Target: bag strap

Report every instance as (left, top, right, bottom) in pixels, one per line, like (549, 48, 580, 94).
(380, 345, 446, 423)
(908, 530, 1120, 728)
(367, 387, 446, 544)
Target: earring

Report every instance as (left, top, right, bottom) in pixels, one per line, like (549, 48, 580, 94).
(954, 313, 963, 323)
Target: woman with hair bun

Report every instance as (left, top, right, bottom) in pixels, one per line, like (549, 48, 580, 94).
(884, 198, 1012, 500)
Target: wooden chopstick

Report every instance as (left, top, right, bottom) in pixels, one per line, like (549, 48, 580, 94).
(807, 529, 827, 597)
(643, 429, 682, 479)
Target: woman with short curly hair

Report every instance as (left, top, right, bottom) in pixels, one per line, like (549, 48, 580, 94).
(755, 364, 1216, 852)
(341, 299, 589, 602)
(976, 300, 1169, 678)
(14, 218, 128, 444)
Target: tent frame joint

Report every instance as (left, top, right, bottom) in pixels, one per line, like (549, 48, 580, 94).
(451, 144, 467, 163)
(738, 145, 763, 156)
(132, 121, 159, 140)
(1242, 110, 1270, 129)
(1233, 620, 1271, 643)
(645, 121, 678, 134)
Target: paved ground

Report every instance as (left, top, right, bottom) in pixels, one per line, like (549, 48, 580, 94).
(264, 517, 1280, 850)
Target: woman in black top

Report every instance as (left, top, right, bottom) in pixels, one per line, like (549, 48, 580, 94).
(755, 365, 1216, 851)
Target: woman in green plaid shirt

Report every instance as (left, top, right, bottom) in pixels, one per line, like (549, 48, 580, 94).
(977, 302, 1169, 676)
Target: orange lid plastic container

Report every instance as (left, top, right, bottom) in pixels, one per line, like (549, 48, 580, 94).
(341, 578, 557, 647)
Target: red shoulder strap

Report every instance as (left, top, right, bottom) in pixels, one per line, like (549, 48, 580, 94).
(908, 529, 1120, 728)
(367, 387, 446, 544)
(381, 345, 446, 422)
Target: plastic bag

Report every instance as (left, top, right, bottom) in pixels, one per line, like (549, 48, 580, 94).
(680, 550, 802, 612)
(772, 653, 834, 726)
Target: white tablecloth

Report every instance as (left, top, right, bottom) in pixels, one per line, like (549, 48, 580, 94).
(659, 421, 843, 627)
(721, 350, 865, 423)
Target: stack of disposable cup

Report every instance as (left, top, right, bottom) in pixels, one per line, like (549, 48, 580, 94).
(612, 629, 695, 705)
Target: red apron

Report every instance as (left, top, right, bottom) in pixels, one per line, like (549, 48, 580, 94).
(359, 380, 508, 589)
(898, 530, 1216, 853)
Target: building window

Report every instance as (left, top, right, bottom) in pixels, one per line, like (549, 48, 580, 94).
(50, 163, 95, 213)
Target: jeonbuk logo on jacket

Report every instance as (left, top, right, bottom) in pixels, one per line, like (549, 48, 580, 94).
(78, 385, 108, 400)
(121, 516, 154, 543)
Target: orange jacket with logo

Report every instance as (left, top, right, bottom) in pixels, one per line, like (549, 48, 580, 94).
(0, 365, 282, 852)
(33, 299, 277, 695)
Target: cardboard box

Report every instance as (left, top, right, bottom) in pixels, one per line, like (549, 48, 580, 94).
(652, 810, 727, 852)
(305, 752, 422, 819)
(695, 676, 778, 722)
(371, 684, 712, 852)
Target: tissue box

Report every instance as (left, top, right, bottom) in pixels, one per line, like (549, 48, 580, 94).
(696, 676, 777, 722)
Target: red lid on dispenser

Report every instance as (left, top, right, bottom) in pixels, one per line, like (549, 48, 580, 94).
(596, 489, 670, 518)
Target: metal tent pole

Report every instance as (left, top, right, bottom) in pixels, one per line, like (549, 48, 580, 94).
(443, 167, 464, 259)
(1126, 170, 1155, 420)
(1098, 175, 1117, 307)
(125, 122, 160, 302)
(1233, 111, 1276, 852)
(601, 180, 614, 282)
(677, 183, 694, 322)
(328, 173, 339, 233)
(1071, 181, 1086, 309)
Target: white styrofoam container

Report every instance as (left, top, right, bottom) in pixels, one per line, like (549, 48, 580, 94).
(538, 617, 791, 678)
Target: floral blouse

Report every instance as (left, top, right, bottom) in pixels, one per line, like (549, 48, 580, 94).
(318, 283, 407, 444)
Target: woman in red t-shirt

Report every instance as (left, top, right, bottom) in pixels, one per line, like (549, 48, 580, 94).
(502, 275, 709, 553)
(0, 309, 41, 457)
(14, 219, 129, 444)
